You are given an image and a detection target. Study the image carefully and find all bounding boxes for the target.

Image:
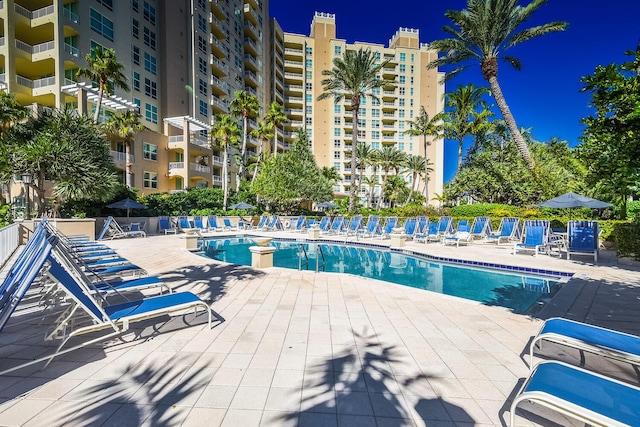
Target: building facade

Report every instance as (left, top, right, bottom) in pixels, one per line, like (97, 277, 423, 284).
(1, 3, 442, 211)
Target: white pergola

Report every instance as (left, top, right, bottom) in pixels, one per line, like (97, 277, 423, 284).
(163, 115, 211, 132)
(61, 82, 139, 112)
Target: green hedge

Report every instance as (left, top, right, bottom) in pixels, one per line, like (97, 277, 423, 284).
(614, 222, 640, 260)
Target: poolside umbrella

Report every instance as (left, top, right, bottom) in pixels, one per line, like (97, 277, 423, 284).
(228, 202, 255, 210)
(317, 201, 339, 213)
(106, 198, 147, 218)
(537, 192, 612, 209)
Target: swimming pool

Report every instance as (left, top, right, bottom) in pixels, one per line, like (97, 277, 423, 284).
(200, 237, 565, 313)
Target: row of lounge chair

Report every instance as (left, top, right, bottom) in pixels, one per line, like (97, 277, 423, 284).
(158, 215, 250, 234)
(0, 220, 216, 375)
(512, 317, 640, 426)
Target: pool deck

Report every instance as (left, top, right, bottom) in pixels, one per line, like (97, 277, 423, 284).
(1, 229, 639, 426)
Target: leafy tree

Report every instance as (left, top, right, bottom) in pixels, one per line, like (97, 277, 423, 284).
(0, 93, 29, 201)
(321, 166, 341, 184)
(376, 146, 406, 209)
(428, 0, 568, 169)
(441, 84, 491, 172)
(252, 130, 333, 213)
(404, 154, 433, 203)
(102, 110, 145, 188)
(578, 45, 640, 218)
(230, 90, 260, 184)
(76, 46, 129, 122)
(211, 114, 241, 211)
(383, 175, 410, 207)
(11, 108, 118, 215)
(355, 142, 376, 191)
(318, 48, 391, 214)
(265, 102, 289, 156)
(405, 106, 443, 203)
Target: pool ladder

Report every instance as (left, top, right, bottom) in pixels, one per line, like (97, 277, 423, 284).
(298, 243, 325, 272)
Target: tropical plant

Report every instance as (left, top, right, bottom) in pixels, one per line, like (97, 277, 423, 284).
(442, 84, 492, 172)
(10, 107, 119, 215)
(318, 48, 391, 214)
(249, 119, 274, 185)
(76, 46, 129, 122)
(578, 45, 640, 218)
(405, 106, 443, 203)
(428, 0, 568, 169)
(264, 102, 289, 156)
(320, 166, 341, 184)
(0, 93, 29, 199)
(404, 154, 433, 203)
(230, 90, 260, 185)
(376, 145, 406, 209)
(102, 111, 145, 188)
(355, 142, 377, 191)
(211, 113, 241, 211)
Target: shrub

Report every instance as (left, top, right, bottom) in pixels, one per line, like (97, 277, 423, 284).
(613, 222, 640, 260)
(628, 201, 640, 220)
(450, 203, 516, 217)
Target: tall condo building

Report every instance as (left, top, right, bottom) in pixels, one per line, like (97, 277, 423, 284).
(274, 12, 445, 204)
(1, 3, 442, 209)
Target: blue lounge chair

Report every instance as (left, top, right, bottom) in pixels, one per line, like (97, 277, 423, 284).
(455, 219, 469, 233)
(98, 216, 146, 240)
(566, 220, 599, 263)
(403, 218, 418, 240)
(442, 230, 473, 247)
(324, 216, 345, 235)
(207, 216, 221, 232)
(177, 216, 195, 232)
(510, 361, 640, 427)
(513, 225, 548, 257)
(378, 217, 398, 239)
(358, 216, 380, 238)
(251, 215, 269, 230)
(529, 317, 640, 371)
(413, 218, 430, 243)
(469, 216, 491, 240)
(486, 217, 520, 244)
(291, 216, 307, 232)
(193, 216, 206, 230)
(316, 216, 331, 232)
(424, 222, 441, 243)
(222, 218, 236, 231)
(158, 216, 177, 234)
(342, 215, 363, 238)
(264, 215, 283, 231)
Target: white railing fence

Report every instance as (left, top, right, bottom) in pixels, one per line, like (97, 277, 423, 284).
(0, 223, 20, 270)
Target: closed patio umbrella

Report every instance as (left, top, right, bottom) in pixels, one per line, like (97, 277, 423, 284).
(106, 198, 148, 218)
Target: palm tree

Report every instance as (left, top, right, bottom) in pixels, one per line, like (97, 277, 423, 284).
(428, 0, 568, 169)
(405, 106, 443, 203)
(76, 46, 129, 122)
(376, 145, 405, 209)
(0, 93, 29, 200)
(230, 90, 260, 185)
(361, 175, 378, 208)
(265, 102, 289, 156)
(211, 114, 241, 211)
(404, 154, 431, 203)
(102, 111, 145, 188)
(318, 48, 391, 214)
(367, 150, 380, 208)
(249, 119, 274, 185)
(355, 142, 376, 192)
(441, 84, 492, 172)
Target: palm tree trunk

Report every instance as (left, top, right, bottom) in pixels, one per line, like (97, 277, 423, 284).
(457, 138, 463, 172)
(125, 139, 133, 188)
(408, 173, 416, 202)
(223, 145, 229, 211)
(487, 76, 534, 169)
(423, 135, 429, 204)
(377, 170, 389, 209)
(349, 104, 359, 214)
(238, 115, 248, 190)
(93, 85, 104, 122)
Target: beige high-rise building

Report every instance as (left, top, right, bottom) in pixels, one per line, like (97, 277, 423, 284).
(276, 12, 445, 205)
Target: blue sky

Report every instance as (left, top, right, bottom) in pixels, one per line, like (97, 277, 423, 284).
(269, 0, 640, 182)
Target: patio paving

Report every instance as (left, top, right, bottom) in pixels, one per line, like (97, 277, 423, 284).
(0, 229, 639, 426)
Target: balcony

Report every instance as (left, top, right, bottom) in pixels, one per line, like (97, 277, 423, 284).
(210, 55, 229, 76)
(285, 108, 303, 116)
(244, 70, 262, 86)
(211, 95, 229, 113)
(209, 34, 226, 57)
(243, 37, 261, 55)
(16, 75, 55, 89)
(110, 151, 134, 166)
(190, 162, 211, 175)
(212, 175, 222, 186)
(15, 3, 54, 20)
(16, 40, 55, 56)
(285, 96, 303, 105)
(210, 0, 225, 19)
(284, 60, 303, 69)
(210, 75, 229, 95)
(209, 14, 226, 39)
(244, 54, 261, 71)
(243, 3, 259, 26)
(212, 155, 224, 166)
(63, 7, 79, 23)
(64, 43, 79, 57)
(168, 162, 185, 176)
(284, 47, 303, 57)
(168, 135, 211, 151)
(284, 72, 303, 82)
(0, 37, 4, 47)
(244, 21, 261, 41)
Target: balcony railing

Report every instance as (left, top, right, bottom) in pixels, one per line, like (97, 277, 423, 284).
(244, 70, 262, 84)
(110, 151, 134, 164)
(284, 72, 302, 80)
(16, 40, 55, 54)
(191, 135, 210, 149)
(64, 43, 79, 57)
(211, 96, 229, 112)
(210, 56, 229, 73)
(243, 37, 261, 54)
(16, 75, 55, 89)
(284, 60, 302, 68)
(15, 3, 54, 19)
(284, 47, 303, 56)
(0, 37, 4, 47)
(169, 162, 185, 170)
(212, 175, 222, 184)
(63, 7, 79, 23)
(212, 155, 223, 166)
(190, 163, 211, 174)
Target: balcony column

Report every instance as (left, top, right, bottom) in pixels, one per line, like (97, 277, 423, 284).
(77, 87, 88, 116)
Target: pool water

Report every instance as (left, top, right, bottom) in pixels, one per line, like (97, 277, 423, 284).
(201, 237, 561, 313)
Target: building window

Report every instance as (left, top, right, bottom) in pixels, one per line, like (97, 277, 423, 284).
(399, 132, 405, 140)
(132, 0, 139, 12)
(334, 45, 342, 55)
(399, 121, 405, 129)
(374, 52, 381, 60)
(305, 82, 312, 91)
(305, 59, 312, 68)
(371, 109, 380, 117)
(399, 110, 405, 118)
(399, 64, 406, 73)
(410, 65, 414, 74)
(198, 14, 207, 32)
(144, 78, 157, 99)
(305, 117, 312, 125)
(399, 76, 406, 84)
(145, 103, 158, 124)
(334, 151, 341, 159)
(371, 131, 380, 139)
(399, 99, 405, 106)
(305, 94, 312, 103)
(305, 71, 312, 79)
(143, 143, 158, 161)
(372, 120, 380, 128)
(399, 142, 405, 151)
(334, 128, 341, 136)
(358, 108, 366, 116)
(357, 119, 366, 127)
(305, 46, 312, 55)
(199, 79, 207, 96)
(90, 8, 114, 41)
(334, 105, 341, 114)
(198, 35, 207, 54)
(372, 88, 380, 95)
(144, 52, 157, 74)
(143, 27, 156, 50)
(132, 19, 139, 38)
(334, 139, 341, 148)
(199, 100, 208, 116)
(133, 97, 141, 108)
(371, 141, 380, 149)
(399, 87, 405, 96)
(357, 130, 366, 138)
(399, 53, 406, 62)
(199, 57, 207, 74)
(97, 0, 113, 11)
(143, 2, 156, 25)
(305, 106, 312, 114)
(410, 77, 414, 85)
(334, 117, 341, 125)
(143, 171, 158, 188)
(333, 162, 341, 170)
(132, 45, 140, 65)
(411, 54, 415, 62)
(132, 71, 140, 91)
